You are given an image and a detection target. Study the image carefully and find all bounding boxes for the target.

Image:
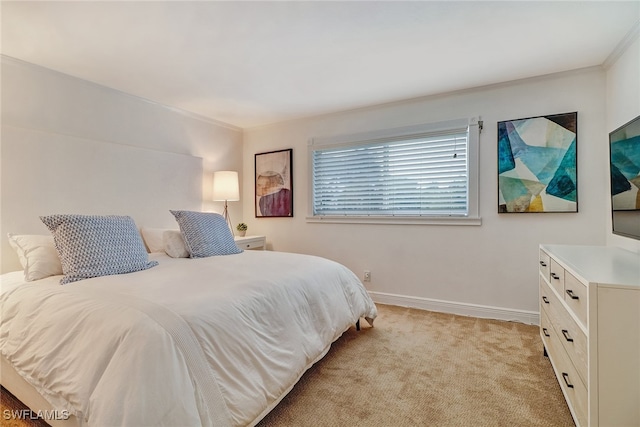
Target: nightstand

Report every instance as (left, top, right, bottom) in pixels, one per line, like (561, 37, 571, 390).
(234, 235, 266, 250)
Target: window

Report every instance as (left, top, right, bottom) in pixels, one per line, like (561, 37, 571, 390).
(308, 118, 481, 225)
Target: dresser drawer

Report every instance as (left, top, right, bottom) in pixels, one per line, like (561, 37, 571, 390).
(542, 306, 563, 367)
(549, 297, 588, 386)
(548, 325, 588, 427)
(238, 240, 264, 250)
(540, 305, 554, 351)
(564, 272, 587, 327)
(234, 236, 266, 250)
(549, 259, 565, 295)
(539, 250, 551, 281)
(540, 276, 561, 319)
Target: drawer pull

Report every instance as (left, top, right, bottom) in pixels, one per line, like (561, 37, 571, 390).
(542, 296, 550, 304)
(565, 289, 579, 300)
(550, 273, 560, 280)
(539, 261, 547, 267)
(542, 328, 550, 337)
(562, 372, 574, 388)
(561, 329, 574, 342)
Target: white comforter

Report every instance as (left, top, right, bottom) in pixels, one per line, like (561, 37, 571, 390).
(0, 250, 377, 427)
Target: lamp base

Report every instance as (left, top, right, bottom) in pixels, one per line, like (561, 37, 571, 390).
(222, 200, 234, 236)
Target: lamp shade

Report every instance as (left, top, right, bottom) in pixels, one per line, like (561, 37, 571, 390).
(212, 171, 240, 201)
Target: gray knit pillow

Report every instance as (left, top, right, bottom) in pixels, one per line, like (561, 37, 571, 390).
(170, 210, 242, 258)
(40, 214, 158, 285)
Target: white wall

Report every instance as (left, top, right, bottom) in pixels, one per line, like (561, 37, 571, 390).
(1, 56, 244, 271)
(605, 26, 640, 254)
(243, 68, 608, 322)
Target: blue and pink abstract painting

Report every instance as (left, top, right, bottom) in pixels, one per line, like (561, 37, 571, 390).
(498, 112, 577, 213)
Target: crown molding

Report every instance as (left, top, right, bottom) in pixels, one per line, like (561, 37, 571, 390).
(603, 20, 640, 69)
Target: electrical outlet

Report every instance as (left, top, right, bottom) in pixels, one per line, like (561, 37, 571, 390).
(363, 270, 371, 282)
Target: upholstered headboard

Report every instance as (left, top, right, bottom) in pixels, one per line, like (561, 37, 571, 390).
(1, 125, 203, 273)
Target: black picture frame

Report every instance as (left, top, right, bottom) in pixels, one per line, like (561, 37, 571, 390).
(255, 149, 293, 217)
(498, 112, 578, 213)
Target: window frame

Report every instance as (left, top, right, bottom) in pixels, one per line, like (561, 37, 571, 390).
(306, 117, 481, 225)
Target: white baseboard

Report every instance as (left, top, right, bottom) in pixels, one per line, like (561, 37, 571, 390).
(369, 291, 539, 325)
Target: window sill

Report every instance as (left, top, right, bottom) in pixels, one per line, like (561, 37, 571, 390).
(305, 215, 482, 226)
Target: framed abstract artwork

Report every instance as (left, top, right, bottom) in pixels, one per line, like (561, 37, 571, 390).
(498, 112, 577, 213)
(255, 149, 293, 217)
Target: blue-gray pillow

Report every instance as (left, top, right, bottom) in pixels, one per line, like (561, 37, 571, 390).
(170, 210, 243, 258)
(40, 214, 158, 285)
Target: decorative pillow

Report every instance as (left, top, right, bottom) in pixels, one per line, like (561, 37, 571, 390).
(40, 214, 158, 285)
(7, 234, 63, 281)
(170, 210, 242, 258)
(141, 228, 177, 253)
(162, 230, 189, 258)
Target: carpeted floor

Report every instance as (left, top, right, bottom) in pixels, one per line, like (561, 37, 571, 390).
(257, 304, 574, 426)
(1, 304, 574, 427)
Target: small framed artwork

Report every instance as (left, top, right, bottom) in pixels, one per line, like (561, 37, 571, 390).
(498, 112, 577, 213)
(255, 148, 293, 217)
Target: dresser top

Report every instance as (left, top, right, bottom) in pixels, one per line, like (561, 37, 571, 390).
(541, 244, 640, 289)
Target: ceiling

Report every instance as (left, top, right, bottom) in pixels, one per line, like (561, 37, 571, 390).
(2, 1, 639, 129)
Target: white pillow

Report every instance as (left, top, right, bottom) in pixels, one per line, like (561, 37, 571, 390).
(140, 228, 177, 253)
(163, 230, 189, 258)
(7, 233, 63, 281)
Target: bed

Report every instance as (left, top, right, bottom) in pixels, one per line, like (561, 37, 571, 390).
(0, 215, 377, 426)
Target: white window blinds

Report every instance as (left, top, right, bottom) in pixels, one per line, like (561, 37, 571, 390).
(311, 124, 470, 218)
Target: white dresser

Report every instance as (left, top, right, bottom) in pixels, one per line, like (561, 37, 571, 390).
(539, 244, 640, 427)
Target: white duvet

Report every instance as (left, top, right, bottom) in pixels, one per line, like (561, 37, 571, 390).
(0, 250, 377, 426)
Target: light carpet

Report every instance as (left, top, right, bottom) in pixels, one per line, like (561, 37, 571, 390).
(257, 304, 573, 426)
